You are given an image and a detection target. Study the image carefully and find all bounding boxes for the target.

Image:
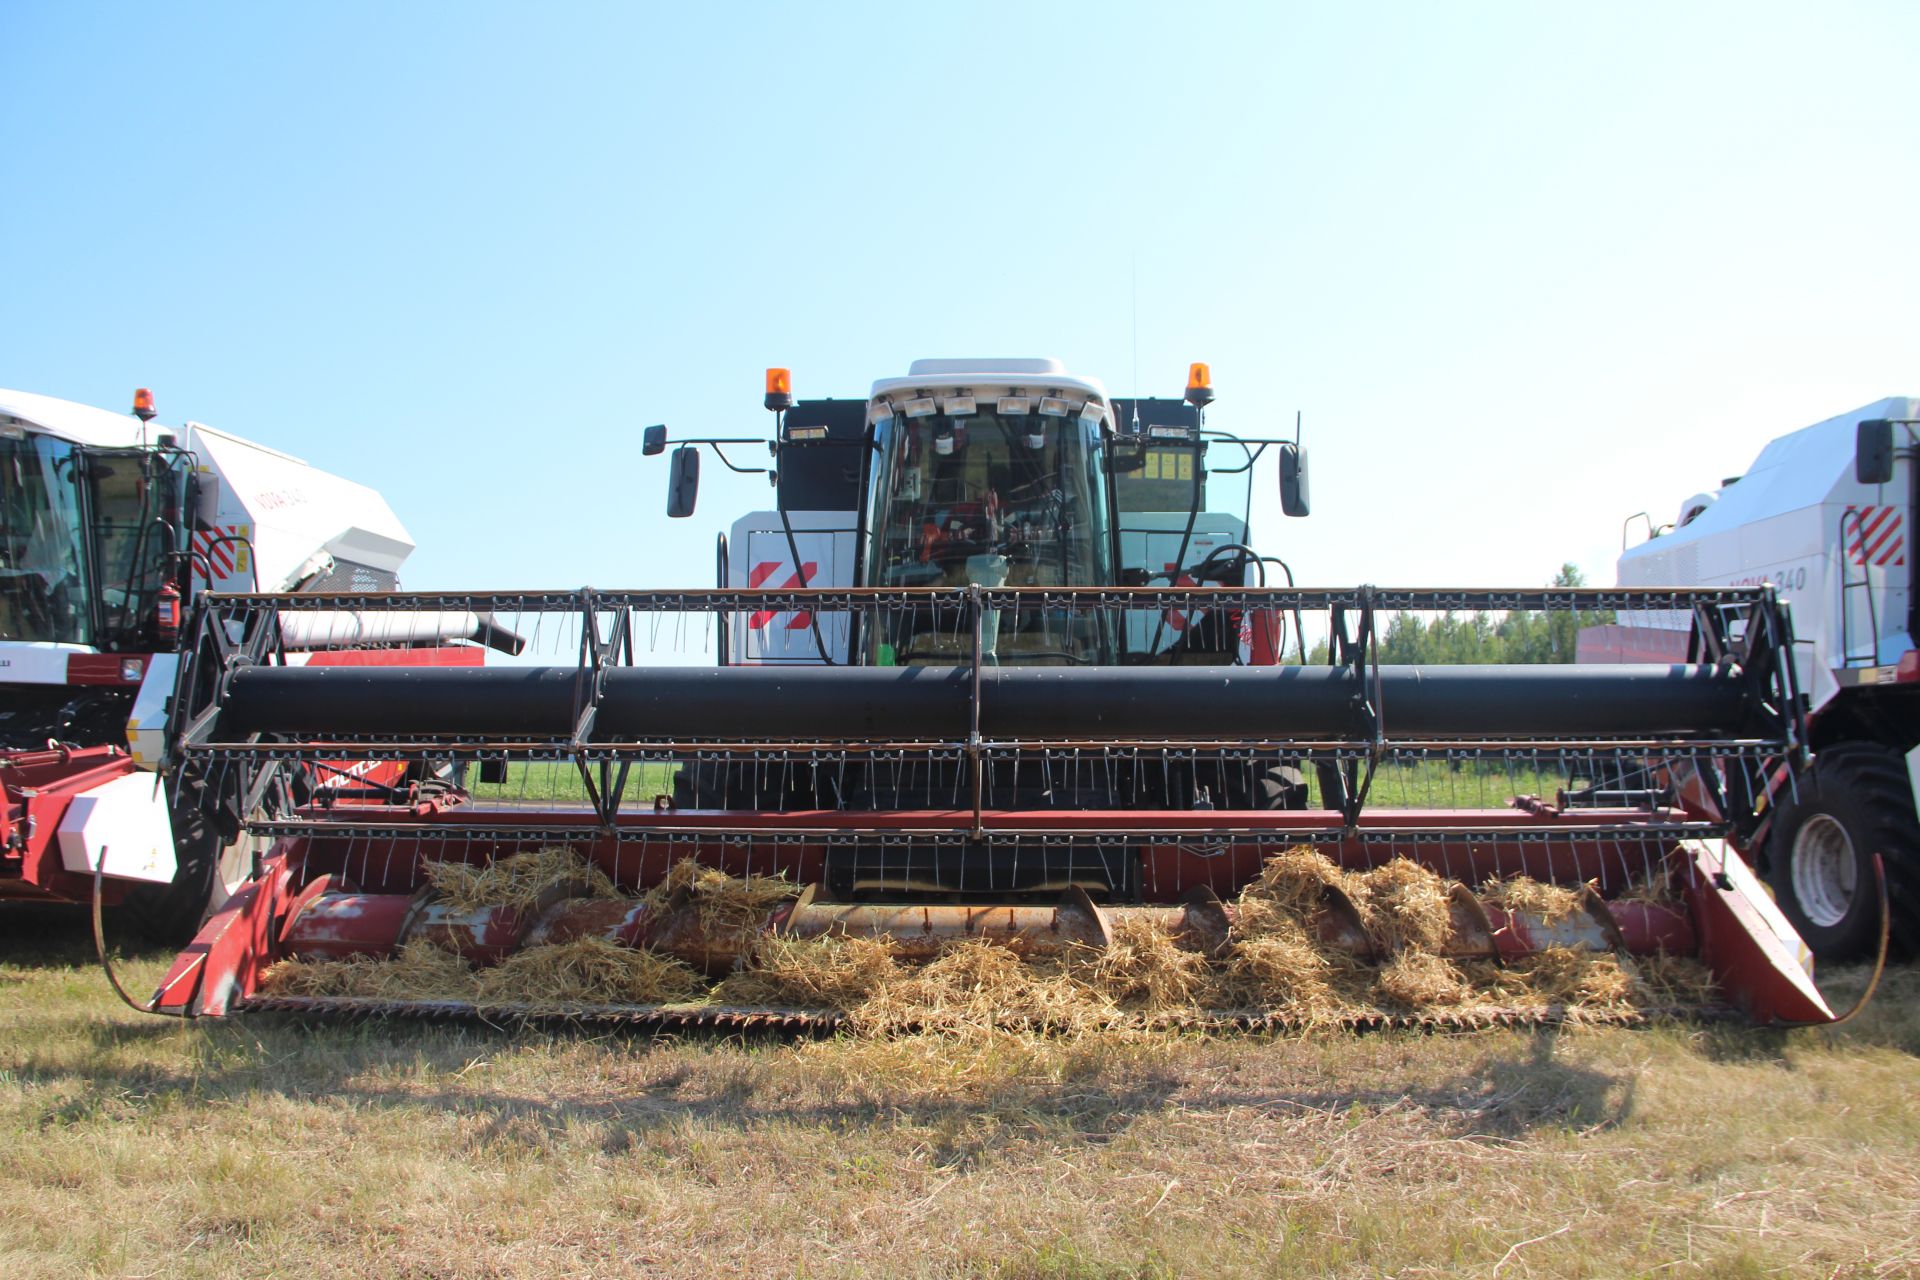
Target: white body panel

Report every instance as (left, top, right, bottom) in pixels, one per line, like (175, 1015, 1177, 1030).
(56, 770, 177, 884)
(726, 510, 859, 663)
(0, 641, 92, 687)
(1616, 396, 1919, 713)
(127, 654, 180, 768)
(180, 421, 413, 592)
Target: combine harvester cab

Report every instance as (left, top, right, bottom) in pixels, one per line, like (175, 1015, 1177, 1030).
(0, 387, 520, 939)
(145, 363, 1867, 1029)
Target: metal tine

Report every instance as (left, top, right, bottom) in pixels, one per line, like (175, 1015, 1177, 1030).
(1622, 831, 1645, 900)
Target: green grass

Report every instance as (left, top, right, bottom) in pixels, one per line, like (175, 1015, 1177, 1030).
(2, 905, 1916, 1278)
(465, 761, 676, 804)
(1340, 760, 1566, 810)
(462, 760, 1564, 811)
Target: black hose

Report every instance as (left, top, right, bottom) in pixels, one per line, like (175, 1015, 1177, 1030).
(778, 506, 835, 665)
(92, 845, 182, 1018)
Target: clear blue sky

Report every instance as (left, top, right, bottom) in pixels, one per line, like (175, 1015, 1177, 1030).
(4, 2, 1916, 595)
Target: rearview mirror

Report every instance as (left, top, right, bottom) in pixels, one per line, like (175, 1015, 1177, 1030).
(1857, 419, 1895, 485)
(642, 424, 667, 457)
(667, 446, 700, 518)
(1279, 443, 1310, 517)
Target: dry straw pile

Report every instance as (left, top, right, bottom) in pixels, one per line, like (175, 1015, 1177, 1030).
(1479, 875, 1584, 924)
(642, 857, 797, 950)
(261, 846, 1711, 1031)
(424, 845, 622, 911)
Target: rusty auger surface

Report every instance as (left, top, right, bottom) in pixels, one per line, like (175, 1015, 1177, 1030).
(269, 878, 1700, 971)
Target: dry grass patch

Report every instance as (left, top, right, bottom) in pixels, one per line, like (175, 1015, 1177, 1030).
(0, 905, 1917, 1278)
(1372, 950, 1472, 1008)
(854, 939, 1123, 1036)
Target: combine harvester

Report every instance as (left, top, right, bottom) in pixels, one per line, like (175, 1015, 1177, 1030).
(1588, 398, 1919, 959)
(0, 387, 519, 939)
(141, 361, 1873, 1029)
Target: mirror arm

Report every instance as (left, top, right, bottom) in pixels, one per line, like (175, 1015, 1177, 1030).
(708, 444, 772, 476)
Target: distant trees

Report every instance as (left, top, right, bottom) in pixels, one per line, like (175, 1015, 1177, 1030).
(1303, 564, 1614, 665)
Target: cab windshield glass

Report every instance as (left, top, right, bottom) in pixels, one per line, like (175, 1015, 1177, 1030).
(0, 433, 93, 644)
(868, 408, 1112, 664)
(89, 450, 190, 645)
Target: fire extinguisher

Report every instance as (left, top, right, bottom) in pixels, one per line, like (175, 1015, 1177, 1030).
(156, 581, 180, 647)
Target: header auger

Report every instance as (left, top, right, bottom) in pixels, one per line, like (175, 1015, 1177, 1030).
(139, 359, 1875, 1031)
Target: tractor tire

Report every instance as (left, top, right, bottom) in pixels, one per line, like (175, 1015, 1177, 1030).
(1765, 742, 1919, 962)
(1257, 763, 1311, 810)
(121, 801, 258, 946)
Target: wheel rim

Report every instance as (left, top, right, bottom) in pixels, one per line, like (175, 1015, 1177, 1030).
(1791, 814, 1858, 929)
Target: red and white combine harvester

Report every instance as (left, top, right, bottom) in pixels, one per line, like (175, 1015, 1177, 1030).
(142, 361, 1867, 1028)
(0, 387, 519, 939)
(1587, 398, 1919, 960)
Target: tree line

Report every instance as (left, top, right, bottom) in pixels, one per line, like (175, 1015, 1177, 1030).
(1303, 564, 1615, 665)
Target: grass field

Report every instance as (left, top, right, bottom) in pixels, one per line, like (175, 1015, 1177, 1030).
(461, 760, 1567, 811)
(1, 907, 1915, 1279)
(465, 761, 673, 805)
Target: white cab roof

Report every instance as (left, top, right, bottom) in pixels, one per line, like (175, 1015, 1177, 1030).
(0, 387, 156, 448)
(871, 359, 1108, 402)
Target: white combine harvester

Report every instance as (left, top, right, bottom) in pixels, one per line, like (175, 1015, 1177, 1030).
(1591, 396, 1920, 957)
(0, 387, 516, 938)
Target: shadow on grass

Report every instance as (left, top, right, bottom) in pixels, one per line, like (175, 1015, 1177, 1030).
(18, 967, 1914, 1153)
(0, 902, 179, 969)
(1810, 962, 1920, 1055)
(1164, 1025, 1636, 1139)
(1683, 963, 1920, 1062)
(16, 1017, 1192, 1167)
(7, 1012, 1648, 1165)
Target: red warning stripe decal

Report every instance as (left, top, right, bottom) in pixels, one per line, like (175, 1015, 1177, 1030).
(1846, 506, 1906, 568)
(748, 561, 818, 629)
(191, 525, 246, 581)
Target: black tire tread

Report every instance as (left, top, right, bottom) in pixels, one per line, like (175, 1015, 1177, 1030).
(1770, 741, 1919, 960)
(120, 804, 220, 946)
